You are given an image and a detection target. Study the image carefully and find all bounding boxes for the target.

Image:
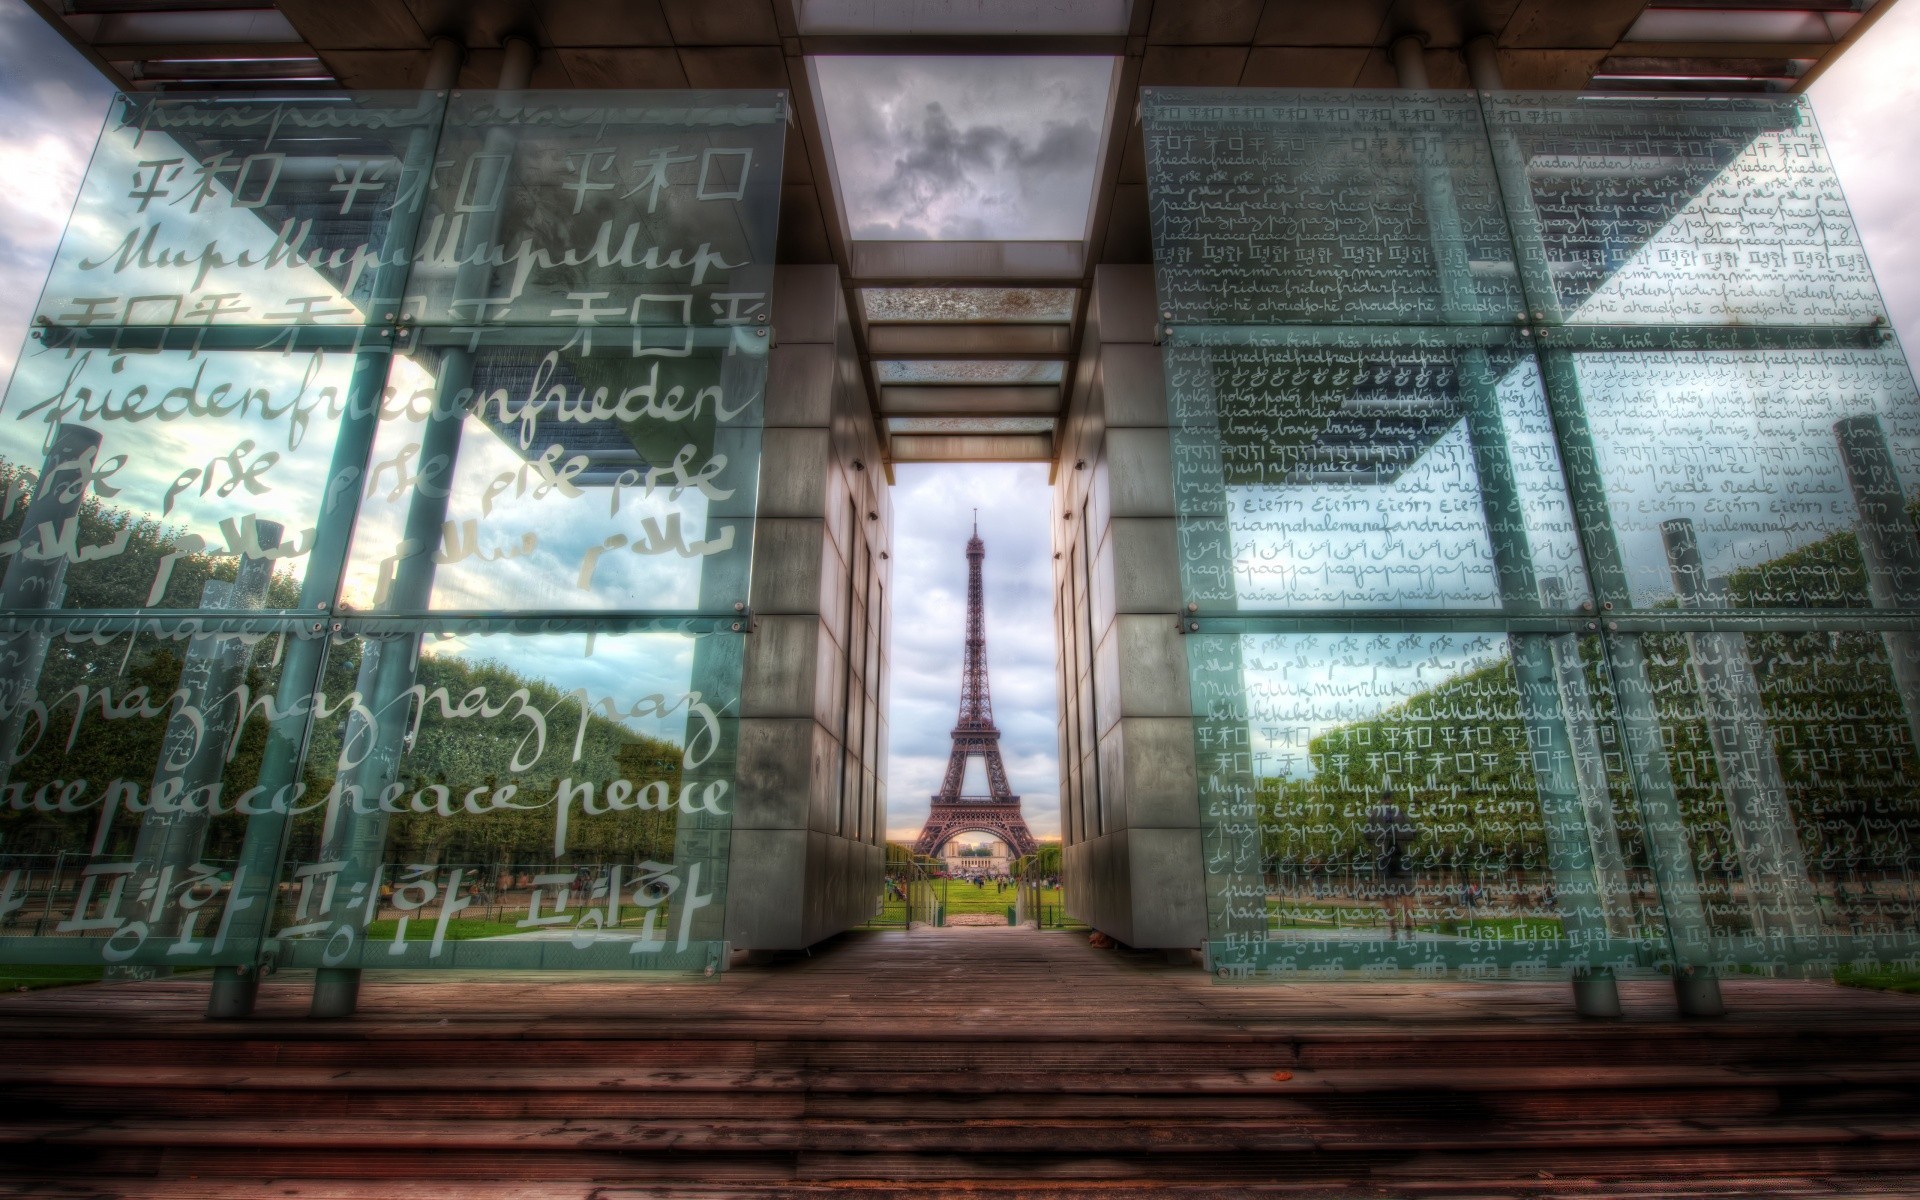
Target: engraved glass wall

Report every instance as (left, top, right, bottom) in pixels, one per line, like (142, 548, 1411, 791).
(0, 89, 783, 979)
(1147, 88, 1920, 982)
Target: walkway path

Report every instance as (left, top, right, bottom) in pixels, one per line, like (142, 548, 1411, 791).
(2, 926, 1919, 1196)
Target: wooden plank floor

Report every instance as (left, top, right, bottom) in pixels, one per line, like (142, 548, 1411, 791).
(4, 926, 1920, 1198)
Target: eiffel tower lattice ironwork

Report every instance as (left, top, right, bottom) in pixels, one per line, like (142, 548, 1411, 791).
(913, 517, 1038, 859)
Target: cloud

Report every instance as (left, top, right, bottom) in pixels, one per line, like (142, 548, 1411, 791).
(0, 2, 111, 385)
(814, 55, 1113, 241)
(1810, 0, 1920, 360)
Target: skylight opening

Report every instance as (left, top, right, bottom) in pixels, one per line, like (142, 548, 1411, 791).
(877, 360, 1064, 385)
(797, 0, 1132, 36)
(887, 416, 1057, 434)
(812, 55, 1117, 242)
(862, 287, 1077, 323)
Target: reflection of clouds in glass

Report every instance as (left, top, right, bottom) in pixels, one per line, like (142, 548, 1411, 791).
(1568, 128, 1882, 327)
(338, 353, 729, 612)
(0, 344, 355, 596)
(0, 5, 111, 383)
(40, 116, 385, 325)
(1228, 421, 1499, 611)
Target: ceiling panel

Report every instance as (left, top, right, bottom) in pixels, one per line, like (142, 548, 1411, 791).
(1148, 0, 1265, 44)
(551, 46, 688, 88)
(538, 0, 672, 47)
(275, 0, 428, 48)
(1253, 1, 1391, 46)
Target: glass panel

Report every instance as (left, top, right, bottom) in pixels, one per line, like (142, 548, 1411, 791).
(887, 416, 1054, 435)
(0, 618, 309, 969)
(876, 360, 1062, 385)
(861, 288, 1076, 323)
(403, 91, 785, 328)
(268, 624, 735, 971)
(1143, 90, 1523, 325)
(339, 329, 762, 614)
(1194, 630, 1661, 978)
(1484, 94, 1885, 327)
(1168, 331, 1588, 612)
(1570, 345, 1920, 609)
(34, 92, 443, 329)
(1, 88, 778, 981)
(0, 340, 361, 613)
(1630, 627, 1920, 974)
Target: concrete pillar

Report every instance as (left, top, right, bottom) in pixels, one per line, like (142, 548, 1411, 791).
(725, 265, 889, 950)
(1053, 265, 1205, 952)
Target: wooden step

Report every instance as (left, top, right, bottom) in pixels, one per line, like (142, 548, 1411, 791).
(2, 928, 1917, 1194)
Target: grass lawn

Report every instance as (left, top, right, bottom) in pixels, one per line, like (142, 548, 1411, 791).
(866, 881, 1069, 927)
(0, 965, 105, 992)
(1834, 966, 1920, 994)
(360, 910, 684, 942)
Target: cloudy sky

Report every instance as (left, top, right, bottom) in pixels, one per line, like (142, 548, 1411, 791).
(5, 2, 1920, 848)
(813, 55, 1113, 240)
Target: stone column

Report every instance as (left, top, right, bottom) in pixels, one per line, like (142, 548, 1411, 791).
(726, 265, 889, 950)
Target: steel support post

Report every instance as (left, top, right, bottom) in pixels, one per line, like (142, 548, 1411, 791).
(1836, 414, 1920, 760)
(1402, 44, 1622, 1014)
(207, 67, 458, 1018)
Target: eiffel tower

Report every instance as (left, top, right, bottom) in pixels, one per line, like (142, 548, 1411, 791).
(913, 516, 1039, 860)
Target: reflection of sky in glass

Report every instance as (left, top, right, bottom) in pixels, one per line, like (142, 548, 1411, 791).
(0, 343, 355, 605)
(877, 359, 1062, 385)
(338, 352, 739, 613)
(1216, 358, 1588, 611)
(1577, 348, 1920, 605)
(36, 107, 409, 326)
(862, 288, 1076, 323)
(1229, 632, 1509, 780)
(1564, 127, 1884, 327)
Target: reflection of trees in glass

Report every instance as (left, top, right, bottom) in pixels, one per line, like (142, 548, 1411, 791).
(1256, 521, 1920, 900)
(1261, 659, 1560, 874)
(0, 456, 301, 611)
(292, 645, 684, 871)
(0, 456, 296, 859)
(0, 455, 685, 872)
(1638, 630, 1920, 875)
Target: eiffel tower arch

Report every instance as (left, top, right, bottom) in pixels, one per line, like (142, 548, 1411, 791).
(913, 520, 1039, 860)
